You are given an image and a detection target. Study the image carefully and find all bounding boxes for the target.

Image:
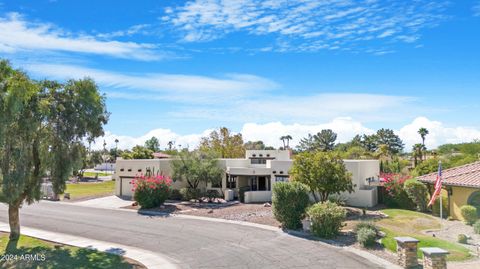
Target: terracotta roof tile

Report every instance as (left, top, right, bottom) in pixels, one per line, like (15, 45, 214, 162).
(417, 161, 480, 188)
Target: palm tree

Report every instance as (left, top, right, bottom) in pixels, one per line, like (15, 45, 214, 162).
(285, 135, 292, 149)
(418, 127, 429, 147)
(167, 141, 174, 150)
(114, 138, 119, 160)
(418, 127, 429, 160)
(280, 135, 293, 149)
(412, 143, 426, 167)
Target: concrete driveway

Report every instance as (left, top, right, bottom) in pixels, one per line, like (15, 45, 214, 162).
(0, 202, 389, 268)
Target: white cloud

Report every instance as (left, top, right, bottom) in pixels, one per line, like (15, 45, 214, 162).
(164, 0, 448, 53)
(94, 117, 480, 153)
(24, 63, 277, 98)
(0, 12, 161, 60)
(96, 24, 150, 39)
(398, 117, 480, 150)
(91, 128, 213, 151)
(241, 118, 374, 148)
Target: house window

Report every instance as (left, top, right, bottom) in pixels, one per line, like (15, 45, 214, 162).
(227, 175, 237, 189)
(275, 176, 289, 182)
(251, 158, 267, 164)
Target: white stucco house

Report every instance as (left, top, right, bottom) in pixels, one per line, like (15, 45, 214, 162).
(114, 150, 380, 207)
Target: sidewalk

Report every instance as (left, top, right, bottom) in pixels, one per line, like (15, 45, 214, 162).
(0, 222, 177, 269)
(74, 195, 133, 209)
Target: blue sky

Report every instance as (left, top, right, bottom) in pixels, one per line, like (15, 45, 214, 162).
(1, 0, 480, 150)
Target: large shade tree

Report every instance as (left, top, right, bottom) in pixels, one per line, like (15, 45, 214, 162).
(297, 129, 337, 152)
(290, 151, 354, 202)
(171, 150, 223, 189)
(0, 60, 108, 240)
(199, 127, 244, 158)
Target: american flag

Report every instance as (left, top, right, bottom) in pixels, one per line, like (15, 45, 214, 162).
(428, 162, 442, 207)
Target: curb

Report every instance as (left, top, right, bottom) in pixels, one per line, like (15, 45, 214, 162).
(0, 223, 178, 269)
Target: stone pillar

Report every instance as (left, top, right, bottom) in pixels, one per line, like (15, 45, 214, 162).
(394, 237, 420, 268)
(420, 247, 449, 269)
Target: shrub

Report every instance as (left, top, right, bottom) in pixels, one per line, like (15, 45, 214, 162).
(457, 234, 468, 244)
(473, 220, 480, 234)
(272, 182, 310, 229)
(404, 179, 428, 212)
(354, 221, 378, 234)
(357, 227, 377, 247)
(132, 174, 171, 209)
(382, 173, 415, 210)
(461, 205, 478, 225)
(168, 189, 183, 201)
(205, 189, 222, 202)
(307, 201, 346, 238)
(180, 188, 201, 201)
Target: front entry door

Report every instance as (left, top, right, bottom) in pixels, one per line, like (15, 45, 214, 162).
(258, 176, 267, 191)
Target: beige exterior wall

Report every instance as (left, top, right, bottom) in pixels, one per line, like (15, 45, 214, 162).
(114, 151, 380, 207)
(449, 186, 479, 220)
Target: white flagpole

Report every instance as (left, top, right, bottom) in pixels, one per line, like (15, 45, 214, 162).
(439, 160, 442, 221)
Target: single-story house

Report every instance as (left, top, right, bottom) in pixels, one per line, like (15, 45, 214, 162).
(114, 150, 380, 207)
(417, 161, 480, 220)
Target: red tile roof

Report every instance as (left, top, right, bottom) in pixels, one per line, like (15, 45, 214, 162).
(417, 161, 480, 188)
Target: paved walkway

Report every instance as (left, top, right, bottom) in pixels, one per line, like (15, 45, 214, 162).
(74, 195, 132, 209)
(0, 222, 176, 269)
(0, 201, 395, 268)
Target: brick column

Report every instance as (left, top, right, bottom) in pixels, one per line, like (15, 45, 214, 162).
(420, 247, 449, 269)
(394, 237, 420, 268)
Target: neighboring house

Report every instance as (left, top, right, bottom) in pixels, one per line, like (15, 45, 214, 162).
(114, 150, 380, 207)
(418, 161, 480, 220)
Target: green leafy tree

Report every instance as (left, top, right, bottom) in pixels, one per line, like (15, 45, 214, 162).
(297, 129, 337, 152)
(0, 60, 108, 240)
(199, 127, 245, 158)
(171, 151, 223, 189)
(121, 145, 153, 159)
(144, 136, 160, 152)
(360, 134, 379, 152)
(290, 151, 354, 202)
(375, 128, 404, 155)
(244, 140, 266, 150)
(404, 179, 429, 212)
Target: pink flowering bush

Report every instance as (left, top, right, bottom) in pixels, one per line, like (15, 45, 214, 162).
(380, 173, 415, 210)
(131, 174, 172, 209)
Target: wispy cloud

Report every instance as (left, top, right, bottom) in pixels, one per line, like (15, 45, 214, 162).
(96, 24, 151, 39)
(163, 0, 448, 53)
(24, 62, 278, 102)
(0, 12, 162, 61)
(474, 1, 480, 16)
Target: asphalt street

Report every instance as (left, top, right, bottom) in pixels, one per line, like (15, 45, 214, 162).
(0, 202, 385, 268)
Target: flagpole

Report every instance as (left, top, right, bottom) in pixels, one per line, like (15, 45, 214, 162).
(439, 160, 442, 222)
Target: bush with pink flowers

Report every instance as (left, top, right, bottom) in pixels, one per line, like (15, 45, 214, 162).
(131, 174, 172, 209)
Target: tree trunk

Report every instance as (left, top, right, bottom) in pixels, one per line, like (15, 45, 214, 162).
(311, 191, 319, 202)
(8, 204, 20, 240)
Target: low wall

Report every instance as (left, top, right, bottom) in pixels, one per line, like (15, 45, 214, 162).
(244, 191, 272, 203)
(345, 187, 378, 207)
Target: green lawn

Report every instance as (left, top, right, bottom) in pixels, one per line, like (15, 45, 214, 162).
(0, 233, 141, 269)
(378, 209, 471, 261)
(65, 181, 115, 200)
(83, 172, 111, 177)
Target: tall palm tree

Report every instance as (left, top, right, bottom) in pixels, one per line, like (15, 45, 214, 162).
(418, 127, 429, 160)
(285, 135, 292, 149)
(280, 136, 286, 149)
(167, 141, 174, 150)
(412, 143, 426, 167)
(418, 127, 429, 147)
